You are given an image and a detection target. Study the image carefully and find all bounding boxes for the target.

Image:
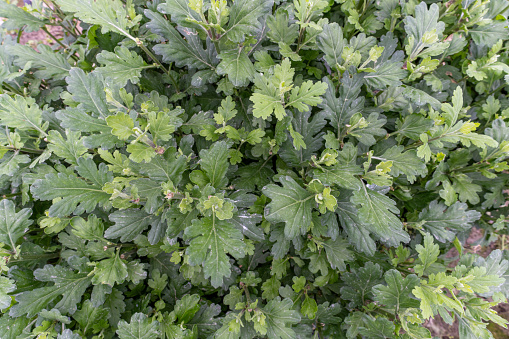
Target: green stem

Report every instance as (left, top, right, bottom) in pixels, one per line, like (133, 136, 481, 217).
(2, 83, 23, 96)
(138, 42, 180, 93)
(9, 252, 61, 264)
(0, 146, 44, 154)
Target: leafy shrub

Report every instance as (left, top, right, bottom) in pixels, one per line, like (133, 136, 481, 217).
(0, 0, 509, 338)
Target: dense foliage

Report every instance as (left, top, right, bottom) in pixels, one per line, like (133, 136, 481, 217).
(0, 0, 509, 337)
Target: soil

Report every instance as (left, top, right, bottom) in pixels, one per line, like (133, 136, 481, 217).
(423, 227, 509, 338)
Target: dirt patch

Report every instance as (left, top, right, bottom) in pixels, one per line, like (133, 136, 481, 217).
(424, 227, 509, 338)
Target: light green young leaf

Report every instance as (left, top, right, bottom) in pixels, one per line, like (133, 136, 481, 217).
(263, 176, 314, 239)
(106, 113, 134, 140)
(127, 143, 156, 163)
(414, 233, 440, 276)
(287, 80, 328, 112)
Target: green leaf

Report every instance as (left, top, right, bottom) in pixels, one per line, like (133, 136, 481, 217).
(266, 9, 299, 45)
(148, 10, 218, 70)
(116, 313, 160, 339)
(351, 184, 410, 246)
(475, 249, 509, 298)
(95, 47, 149, 87)
(56, 108, 119, 149)
(0, 317, 30, 339)
(8, 44, 71, 80)
(66, 68, 109, 118)
(470, 22, 509, 47)
(417, 201, 481, 242)
(0, 152, 30, 177)
(30, 158, 112, 217)
(0, 1, 46, 32)
(185, 217, 246, 288)
(414, 233, 439, 276)
(280, 110, 327, 167)
(349, 112, 387, 146)
(56, 0, 132, 38)
(336, 196, 377, 256)
(263, 176, 314, 239)
(0, 276, 15, 310)
(340, 262, 383, 309)
(320, 74, 364, 137)
(261, 276, 281, 299)
(199, 141, 230, 188)
(223, 0, 274, 43)
(322, 237, 354, 270)
(317, 22, 345, 70)
(404, 2, 445, 58)
(0, 199, 33, 251)
(395, 114, 433, 140)
(72, 300, 109, 335)
(216, 49, 255, 87)
(314, 144, 363, 189)
(127, 143, 156, 163)
(301, 296, 318, 319)
(136, 149, 187, 184)
(358, 316, 397, 339)
(92, 250, 128, 286)
(105, 209, 161, 243)
(372, 270, 420, 312)
(261, 297, 300, 339)
(9, 264, 92, 317)
(0, 94, 46, 135)
(377, 146, 427, 182)
(47, 130, 89, 166)
(157, 0, 203, 28)
(363, 33, 407, 88)
(70, 215, 104, 241)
